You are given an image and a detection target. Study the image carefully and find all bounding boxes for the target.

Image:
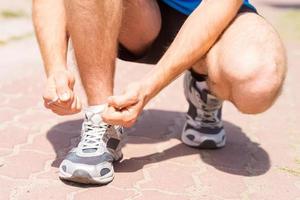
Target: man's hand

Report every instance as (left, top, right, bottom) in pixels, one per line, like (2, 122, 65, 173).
(102, 82, 147, 127)
(43, 69, 82, 115)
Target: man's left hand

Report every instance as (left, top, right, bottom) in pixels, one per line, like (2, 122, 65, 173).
(102, 82, 147, 127)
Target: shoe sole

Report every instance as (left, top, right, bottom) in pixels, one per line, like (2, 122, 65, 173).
(198, 140, 225, 149)
(181, 133, 226, 149)
(59, 169, 114, 185)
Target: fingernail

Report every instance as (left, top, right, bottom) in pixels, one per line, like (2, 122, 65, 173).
(59, 92, 69, 101)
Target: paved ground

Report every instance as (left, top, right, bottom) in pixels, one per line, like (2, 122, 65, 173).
(0, 0, 300, 199)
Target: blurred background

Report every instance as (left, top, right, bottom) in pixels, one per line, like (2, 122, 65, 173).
(0, 0, 299, 199)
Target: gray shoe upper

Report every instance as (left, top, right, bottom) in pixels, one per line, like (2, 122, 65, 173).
(183, 71, 224, 134)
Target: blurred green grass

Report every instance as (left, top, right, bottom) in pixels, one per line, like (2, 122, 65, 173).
(0, 10, 27, 19)
(0, 33, 34, 46)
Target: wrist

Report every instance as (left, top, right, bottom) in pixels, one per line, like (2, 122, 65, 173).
(139, 76, 158, 105)
(46, 65, 68, 77)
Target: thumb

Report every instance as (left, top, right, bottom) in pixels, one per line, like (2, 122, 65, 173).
(54, 73, 73, 102)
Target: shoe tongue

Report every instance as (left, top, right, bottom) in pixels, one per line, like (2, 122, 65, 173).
(85, 111, 102, 125)
(83, 111, 106, 153)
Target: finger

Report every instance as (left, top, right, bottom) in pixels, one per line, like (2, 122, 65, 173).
(50, 106, 70, 115)
(70, 95, 81, 112)
(75, 96, 82, 111)
(44, 101, 63, 110)
(102, 106, 136, 126)
(54, 74, 72, 102)
(108, 93, 138, 110)
(46, 97, 72, 109)
(43, 80, 59, 104)
(51, 108, 70, 116)
(44, 96, 75, 112)
(56, 93, 75, 107)
(46, 97, 59, 106)
(102, 106, 124, 124)
(51, 105, 80, 115)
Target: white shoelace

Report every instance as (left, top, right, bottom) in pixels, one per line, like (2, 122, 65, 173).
(79, 121, 109, 151)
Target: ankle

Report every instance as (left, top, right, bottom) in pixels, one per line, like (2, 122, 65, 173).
(85, 104, 106, 114)
(189, 69, 207, 82)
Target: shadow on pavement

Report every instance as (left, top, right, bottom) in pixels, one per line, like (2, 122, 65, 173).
(47, 109, 270, 177)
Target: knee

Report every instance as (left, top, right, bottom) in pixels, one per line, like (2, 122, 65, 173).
(223, 51, 287, 114)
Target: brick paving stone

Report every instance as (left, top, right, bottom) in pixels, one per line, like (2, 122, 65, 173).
(14, 182, 80, 200)
(0, 94, 9, 107)
(198, 167, 247, 199)
(8, 95, 41, 111)
(34, 167, 60, 181)
(0, 107, 19, 123)
(111, 169, 145, 189)
(139, 162, 200, 194)
(0, 149, 12, 157)
(74, 187, 136, 200)
(16, 110, 59, 129)
(0, 178, 26, 200)
(0, 151, 52, 179)
(245, 171, 300, 200)
(151, 138, 203, 166)
(135, 190, 190, 200)
(0, 124, 30, 149)
(121, 136, 162, 159)
(21, 133, 59, 155)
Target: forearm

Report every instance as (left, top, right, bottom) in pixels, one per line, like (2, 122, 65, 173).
(143, 0, 243, 102)
(32, 0, 68, 77)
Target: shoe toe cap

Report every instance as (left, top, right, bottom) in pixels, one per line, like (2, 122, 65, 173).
(59, 159, 113, 178)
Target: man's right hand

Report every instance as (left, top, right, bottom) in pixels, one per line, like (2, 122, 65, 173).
(43, 69, 82, 115)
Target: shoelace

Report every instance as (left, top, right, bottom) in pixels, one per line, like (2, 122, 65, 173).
(79, 121, 109, 151)
(193, 93, 221, 129)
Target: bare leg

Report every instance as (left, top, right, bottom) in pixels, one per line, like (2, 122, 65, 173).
(119, 0, 161, 55)
(65, 0, 122, 105)
(65, 0, 161, 105)
(193, 12, 287, 114)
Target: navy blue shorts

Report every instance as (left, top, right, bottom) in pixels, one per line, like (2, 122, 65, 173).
(118, 1, 257, 64)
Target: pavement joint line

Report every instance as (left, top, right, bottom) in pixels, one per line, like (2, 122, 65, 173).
(108, 185, 138, 192)
(0, 147, 13, 151)
(0, 126, 51, 160)
(133, 163, 158, 191)
(8, 178, 63, 200)
(0, 175, 61, 185)
(127, 192, 143, 200)
(243, 177, 262, 200)
(70, 185, 138, 200)
(66, 188, 88, 200)
(140, 188, 193, 197)
(12, 149, 54, 156)
(190, 173, 208, 196)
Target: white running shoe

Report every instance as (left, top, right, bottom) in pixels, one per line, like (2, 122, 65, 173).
(59, 110, 124, 184)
